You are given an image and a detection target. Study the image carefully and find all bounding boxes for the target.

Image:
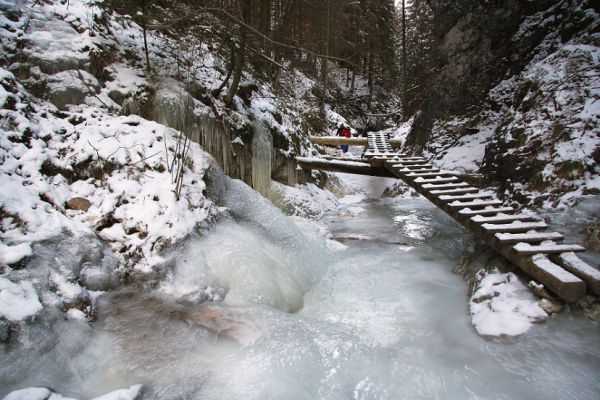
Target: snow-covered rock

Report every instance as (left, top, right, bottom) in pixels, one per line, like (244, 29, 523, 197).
(0, 277, 43, 322)
(46, 70, 100, 110)
(470, 269, 548, 337)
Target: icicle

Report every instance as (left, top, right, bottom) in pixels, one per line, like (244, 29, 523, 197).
(251, 122, 273, 198)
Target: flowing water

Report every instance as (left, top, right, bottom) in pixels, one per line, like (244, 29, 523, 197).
(2, 175, 599, 399)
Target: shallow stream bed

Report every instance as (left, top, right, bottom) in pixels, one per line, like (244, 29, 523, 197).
(2, 183, 600, 399)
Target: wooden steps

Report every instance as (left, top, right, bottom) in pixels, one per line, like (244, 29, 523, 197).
(309, 132, 599, 302)
(377, 153, 594, 302)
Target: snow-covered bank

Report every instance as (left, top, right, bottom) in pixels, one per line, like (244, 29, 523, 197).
(1, 64, 216, 320)
(470, 269, 549, 337)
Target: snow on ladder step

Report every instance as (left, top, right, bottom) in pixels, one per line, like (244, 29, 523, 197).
(397, 168, 440, 174)
(438, 192, 494, 201)
(458, 206, 514, 216)
(529, 254, 585, 301)
(376, 154, 407, 160)
(429, 187, 480, 195)
(388, 159, 429, 165)
(447, 199, 503, 209)
(390, 155, 428, 159)
(392, 164, 434, 169)
(513, 243, 585, 255)
(422, 182, 469, 189)
(406, 171, 455, 178)
(556, 252, 600, 295)
(414, 176, 459, 183)
(365, 151, 397, 156)
(495, 231, 564, 243)
(481, 221, 548, 233)
(472, 214, 539, 223)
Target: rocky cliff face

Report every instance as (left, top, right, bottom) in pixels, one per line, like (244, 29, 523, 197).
(408, 0, 563, 148)
(409, 0, 599, 211)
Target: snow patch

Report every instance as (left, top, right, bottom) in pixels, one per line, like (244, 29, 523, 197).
(470, 270, 548, 337)
(0, 277, 43, 322)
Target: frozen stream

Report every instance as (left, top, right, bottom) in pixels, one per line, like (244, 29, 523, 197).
(2, 175, 600, 399)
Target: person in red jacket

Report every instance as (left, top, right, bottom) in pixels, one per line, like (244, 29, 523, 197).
(336, 124, 351, 153)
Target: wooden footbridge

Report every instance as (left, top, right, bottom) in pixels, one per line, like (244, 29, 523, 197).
(298, 133, 600, 302)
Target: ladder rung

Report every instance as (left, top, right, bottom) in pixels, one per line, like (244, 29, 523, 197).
(514, 243, 586, 255)
(495, 232, 563, 243)
(482, 221, 548, 232)
(429, 187, 479, 195)
(458, 207, 514, 216)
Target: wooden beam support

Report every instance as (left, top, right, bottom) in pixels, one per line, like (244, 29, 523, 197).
(295, 157, 394, 177)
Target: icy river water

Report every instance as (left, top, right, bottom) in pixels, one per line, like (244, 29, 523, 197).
(3, 175, 600, 399)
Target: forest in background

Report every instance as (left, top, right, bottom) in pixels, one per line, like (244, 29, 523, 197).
(94, 0, 441, 118)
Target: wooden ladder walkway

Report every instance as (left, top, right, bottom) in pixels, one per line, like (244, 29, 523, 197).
(303, 132, 600, 302)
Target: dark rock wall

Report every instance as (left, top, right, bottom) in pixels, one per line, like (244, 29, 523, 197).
(407, 0, 557, 149)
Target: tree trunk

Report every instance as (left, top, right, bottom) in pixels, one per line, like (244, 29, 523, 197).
(141, 0, 150, 72)
(367, 47, 374, 109)
(213, 38, 235, 97)
(402, 0, 407, 102)
(224, 2, 250, 107)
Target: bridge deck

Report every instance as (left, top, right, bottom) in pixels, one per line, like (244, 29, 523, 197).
(302, 132, 600, 302)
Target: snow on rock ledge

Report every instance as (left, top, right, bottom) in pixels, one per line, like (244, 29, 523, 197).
(0, 65, 216, 320)
(470, 269, 548, 337)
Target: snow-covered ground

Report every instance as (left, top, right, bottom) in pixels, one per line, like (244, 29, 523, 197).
(0, 0, 598, 398)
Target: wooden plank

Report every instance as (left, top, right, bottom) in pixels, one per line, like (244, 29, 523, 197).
(414, 176, 460, 183)
(447, 199, 503, 209)
(406, 172, 456, 178)
(522, 254, 586, 302)
(388, 160, 429, 166)
(429, 187, 480, 195)
(396, 168, 441, 174)
(481, 221, 548, 233)
(364, 151, 399, 157)
(472, 214, 539, 223)
(422, 182, 469, 189)
(438, 192, 494, 201)
(295, 157, 394, 177)
(458, 206, 514, 216)
(392, 164, 434, 170)
(513, 243, 586, 255)
(554, 252, 600, 295)
(495, 232, 564, 243)
(374, 154, 408, 160)
(389, 157, 428, 162)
